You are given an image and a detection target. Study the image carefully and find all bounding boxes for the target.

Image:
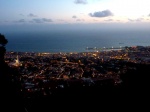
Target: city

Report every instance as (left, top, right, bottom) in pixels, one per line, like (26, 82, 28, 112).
(2, 45, 150, 111)
(5, 46, 150, 98)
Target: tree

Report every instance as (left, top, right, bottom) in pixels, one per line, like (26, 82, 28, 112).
(0, 33, 8, 46)
(0, 33, 7, 64)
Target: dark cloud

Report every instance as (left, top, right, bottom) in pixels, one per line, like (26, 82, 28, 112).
(32, 18, 53, 23)
(148, 14, 150, 16)
(42, 18, 53, 22)
(74, 0, 87, 4)
(32, 19, 42, 23)
(72, 15, 77, 18)
(16, 19, 26, 23)
(89, 10, 113, 18)
(28, 13, 37, 17)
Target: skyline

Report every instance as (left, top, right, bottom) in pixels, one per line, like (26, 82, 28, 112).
(1, 0, 150, 32)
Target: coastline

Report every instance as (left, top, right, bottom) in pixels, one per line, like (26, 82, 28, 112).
(6, 45, 150, 54)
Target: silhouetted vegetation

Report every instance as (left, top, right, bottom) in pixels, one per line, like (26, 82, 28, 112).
(0, 33, 7, 65)
(0, 33, 8, 46)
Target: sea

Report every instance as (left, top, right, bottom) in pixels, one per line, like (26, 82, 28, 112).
(4, 29, 150, 53)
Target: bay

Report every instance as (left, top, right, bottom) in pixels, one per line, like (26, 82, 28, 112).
(5, 29, 150, 53)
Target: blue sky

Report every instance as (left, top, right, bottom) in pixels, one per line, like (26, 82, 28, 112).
(0, 0, 150, 32)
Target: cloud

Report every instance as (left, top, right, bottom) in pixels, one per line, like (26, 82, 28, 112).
(42, 18, 53, 22)
(104, 19, 113, 21)
(28, 13, 37, 17)
(76, 19, 84, 21)
(15, 19, 26, 23)
(32, 18, 53, 23)
(89, 10, 114, 18)
(128, 18, 134, 22)
(128, 18, 144, 22)
(74, 0, 87, 4)
(136, 18, 144, 22)
(148, 14, 150, 16)
(32, 19, 42, 23)
(72, 15, 77, 19)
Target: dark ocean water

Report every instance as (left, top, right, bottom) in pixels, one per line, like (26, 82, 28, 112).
(5, 30, 150, 53)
